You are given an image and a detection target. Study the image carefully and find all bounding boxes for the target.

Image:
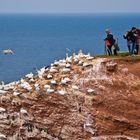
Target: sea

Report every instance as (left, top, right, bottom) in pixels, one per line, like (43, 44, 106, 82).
(0, 13, 140, 83)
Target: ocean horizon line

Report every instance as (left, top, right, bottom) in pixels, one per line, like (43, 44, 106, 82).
(0, 12, 140, 16)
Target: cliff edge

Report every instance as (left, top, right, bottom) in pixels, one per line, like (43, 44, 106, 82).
(0, 52, 140, 140)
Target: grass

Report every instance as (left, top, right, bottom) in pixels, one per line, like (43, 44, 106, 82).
(96, 51, 140, 58)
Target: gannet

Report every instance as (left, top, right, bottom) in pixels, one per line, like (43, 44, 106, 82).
(2, 49, 14, 55)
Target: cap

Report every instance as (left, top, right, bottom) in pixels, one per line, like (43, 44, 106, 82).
(105, 28, 110, 33)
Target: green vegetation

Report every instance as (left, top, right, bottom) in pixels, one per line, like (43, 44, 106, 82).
(96, 52, 140, 59)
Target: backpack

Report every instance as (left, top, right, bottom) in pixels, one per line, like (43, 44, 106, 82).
(113, 38, 120, 51)
(113, 43, 120, 51)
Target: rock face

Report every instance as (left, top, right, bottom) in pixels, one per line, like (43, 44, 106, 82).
(0, 52, 140, 140)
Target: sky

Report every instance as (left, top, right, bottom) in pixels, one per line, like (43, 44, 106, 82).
(0, 0, 140, 14)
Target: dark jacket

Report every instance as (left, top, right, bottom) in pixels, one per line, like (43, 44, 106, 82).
(123, 31, 136, 43)
(105, 34, 115, 46)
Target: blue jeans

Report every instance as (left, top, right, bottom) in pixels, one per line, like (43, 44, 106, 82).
(127, 41, 136, 54)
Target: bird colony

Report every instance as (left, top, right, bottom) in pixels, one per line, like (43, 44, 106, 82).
(0, 50, 139, 140)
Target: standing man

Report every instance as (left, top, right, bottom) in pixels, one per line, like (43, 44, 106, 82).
(104, 29, 115, 56)
(123, 27, 137, 55)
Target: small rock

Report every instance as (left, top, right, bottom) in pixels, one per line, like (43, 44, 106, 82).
(106, 63, 117, 71)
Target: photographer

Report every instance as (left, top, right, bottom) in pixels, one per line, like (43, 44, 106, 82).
(104, 29, 116, 56)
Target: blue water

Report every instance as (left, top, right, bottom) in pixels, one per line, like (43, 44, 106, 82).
(0, 13, 140, 83)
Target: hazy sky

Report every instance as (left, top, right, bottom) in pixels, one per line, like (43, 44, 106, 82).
(0, 0, 139, 13)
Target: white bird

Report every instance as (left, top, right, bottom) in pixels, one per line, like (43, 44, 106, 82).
(29, 78, 35, 82)
(47, 89, 54, 93)
(78, 60, 84, 66)
(34, 83, 39, 88)
(34, 84, 40, 91)
(13, 91, 21, 96)
(78, 50, 84, 58)
(59, 62, 66, 68)
(86, 56, 94, 60)
(20, 108, 28, 115)
(53, 61, 60, 66)
(44, 84, 50, 89)
(25, 73, 34, 79)
(3, 81, 16, 90)
(83, 123, 92, 129)
(83, 62, 93, 67)
(61, 77, 71, 85)
(87, 89, 95, 94)
(47, 74, 53, 79)
(35, 86, 40, 91)
(20, 82, 32, 91)
(73, 58, 79, 63)
(65, 63, 71, 68)
(2, 49, 14, 55)
(0, 81, 5, 90)
(72, 85, 79, 90)
(0, 90, 7, 94)
(0, 107, 6, 113)
(65, 54, 72, 61)
(49, 68, 58, 73)
(58, 90, 67, 95)
(37, 67, 46, 79)
(20, 78, 25, 83)
(62, 68, 71, 73)
(0, 133, 6, 139)
(50, 80, 57, 85)
(3, 85, 13, 91)
(61, 79, 67, 85)
(64, 77, 71, 82)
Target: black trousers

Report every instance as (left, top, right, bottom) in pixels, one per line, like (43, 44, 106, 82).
(107, 45, 112, 56)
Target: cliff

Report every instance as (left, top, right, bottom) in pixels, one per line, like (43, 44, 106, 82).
(0, 52, 140, 140)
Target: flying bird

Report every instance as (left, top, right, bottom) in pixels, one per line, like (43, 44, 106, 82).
(2, 49, 14, 55)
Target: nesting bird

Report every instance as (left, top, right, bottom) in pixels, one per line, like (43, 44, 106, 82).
(0, 81, 4, 90)
(0, 107, 6, 113)
(72, 85, 79, 90)
(0, 133, 6, 140)
(46, 89, 55, 94)
(44, 84, 51, 90)
(34, 84, 40, 91)
(50, 80, 57, 85)
(20, 108, 28, 116)
(57, 90, 67, 95)
(78, 60, 84, 66)
(37, 67, 46, 79)
(47, 74, 53, 79)
(0, 90, 7, 94)
(13, 91, 21, 96)
(62, 68, 71, 73)
(25, 73, 34, 79)
(59, 62, 66, 68)
(61, 77, 71, 85)
(20, 82, 32, 91)
(49, 67, 58, 73)
(65, 63, 71, 68)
